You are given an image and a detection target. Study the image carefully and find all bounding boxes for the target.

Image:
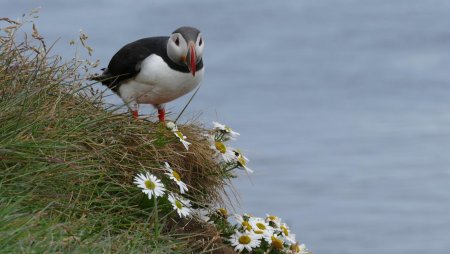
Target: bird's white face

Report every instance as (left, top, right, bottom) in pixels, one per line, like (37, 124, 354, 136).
(167, 31, 204, 76)
(194, 33, 204, 62)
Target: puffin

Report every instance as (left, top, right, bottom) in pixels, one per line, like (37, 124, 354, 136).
(91, 26, 205, 122)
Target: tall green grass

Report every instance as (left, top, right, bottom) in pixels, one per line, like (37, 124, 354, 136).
(0, 17, 233, 253)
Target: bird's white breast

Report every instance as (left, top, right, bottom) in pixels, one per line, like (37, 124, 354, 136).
(118, 54, 204, 105)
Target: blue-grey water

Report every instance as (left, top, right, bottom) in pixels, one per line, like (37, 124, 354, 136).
(4, 1, 450, 253)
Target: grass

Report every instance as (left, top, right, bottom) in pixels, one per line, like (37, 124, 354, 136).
(0, 17, 235, 253)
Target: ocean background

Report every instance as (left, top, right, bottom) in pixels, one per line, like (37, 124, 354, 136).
(3, 1, 450, 253)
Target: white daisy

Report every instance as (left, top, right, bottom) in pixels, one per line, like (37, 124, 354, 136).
(217, 208, 229, 218)
(265, 214, 282, 228)
(232, 149, 253, 173)
(248, 217, 274, 243)
(234, 214, 253, 231)
(133, 172, 166, 200)
(249, 217, 271, 232)
(270, 235, 286, 251)
(209, 136, 236, 163)
(163, 162, 188, 194)
(168, 194, 192, 218)
(229, 230, 260, 253)
(299, 244, 311, 254)
(166, 122, 190, 151)
(279, 223, 297, 244)
(254, 228, 274, 244)
(174, 131, 191, 151)
(242, 213, 253, 219)
(212, 121, 240, 141)
(289, 243, 311, 254)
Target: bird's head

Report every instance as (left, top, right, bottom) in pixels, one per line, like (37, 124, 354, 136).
(167, 26, 204, 76)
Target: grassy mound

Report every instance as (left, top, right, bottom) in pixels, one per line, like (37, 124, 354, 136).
(0, 18, 234, 253)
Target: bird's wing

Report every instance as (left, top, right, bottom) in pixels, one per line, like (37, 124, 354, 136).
(103, 37, 168, 90)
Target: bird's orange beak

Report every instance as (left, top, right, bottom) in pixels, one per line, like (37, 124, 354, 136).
(186, 42, 196, 76)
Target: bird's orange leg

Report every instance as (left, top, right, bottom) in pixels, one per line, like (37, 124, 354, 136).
(129, 102, 139, 120)
(158, 108, 165, 123)
(132, 110, 139, 119)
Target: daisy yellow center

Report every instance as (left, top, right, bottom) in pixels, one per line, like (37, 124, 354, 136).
(256, 222, 266, 230)
(242, 221, 252, 231)
(144, 180, 156, 190)
(271, 236, 284, 250)
(268, 215, 278, 221)
(175, 200, 183, 209)
(175, 131, 184, 140)
(218, 208, 228, 217)
(290, 244, 300, 252)
(254, 230, 263, 234)
(215, 141, 226, 153)
(172, 171, 181, 181)
(237, 156, 246, 166)
(238, 235, 251, 245)
(281, 225, 289, 236)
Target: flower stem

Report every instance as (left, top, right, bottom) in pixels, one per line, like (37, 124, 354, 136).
(152, 196, 160, 238)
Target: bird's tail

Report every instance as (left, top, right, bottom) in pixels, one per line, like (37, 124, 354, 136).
(88, 68, 109, 82)
(88, 68, 120, 92)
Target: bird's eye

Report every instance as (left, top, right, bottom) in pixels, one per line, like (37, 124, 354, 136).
(175, 37, 179, 46)
(199, 38, 203, 46)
